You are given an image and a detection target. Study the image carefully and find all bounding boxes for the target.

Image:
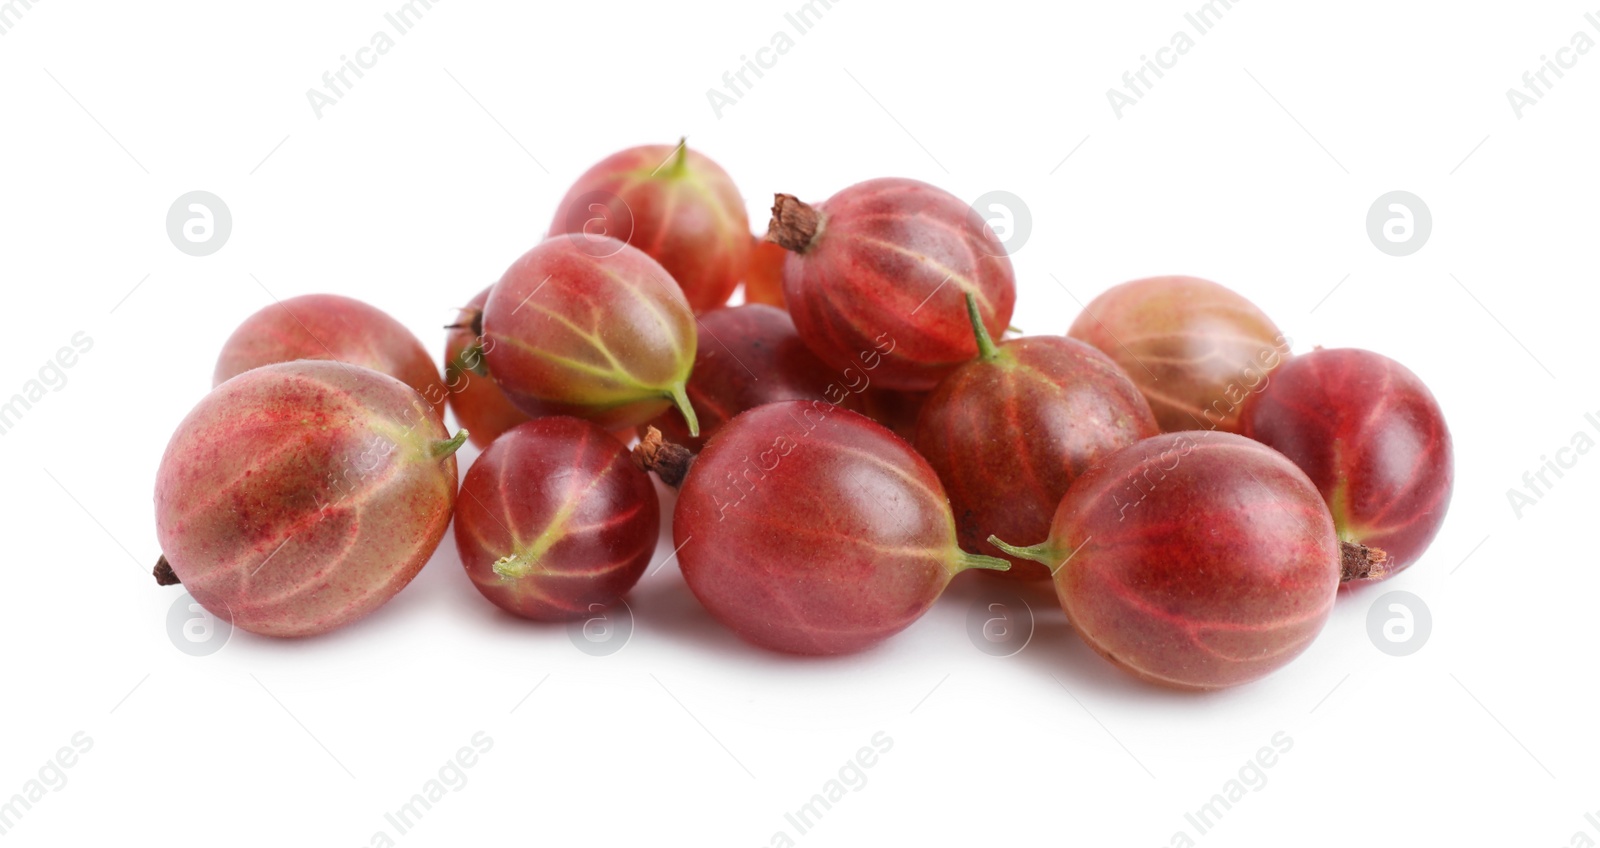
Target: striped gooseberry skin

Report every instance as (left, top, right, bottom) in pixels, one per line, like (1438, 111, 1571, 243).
(646, 304, 859, 451)
(774, 178, 1017, 391)
(443, 287, 531, 449)
(1068, 276, 1289, 434)
(482, 237, 699, 434)
(1241, 348, 1453, 578)
(999, 431, 1339, 690)
(673, 401, 1007, 655)
(453, 417, 659, 621)
(548, 142, 749, 313)
(915, 335, 1158, 580)
(155, 361, 461, 638)
(214, 293, 445, 420)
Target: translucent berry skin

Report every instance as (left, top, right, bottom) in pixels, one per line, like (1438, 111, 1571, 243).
(1240, 348, 1453, 578)
(1068, 276, 1289, 434)
(741, 239, 787, 309)
(674, 401, 1007, 655)
(215, 293, 445, 420)
(482, 237, 699, 434)
(647, 304, 858, 451)
(155, 361, 461, 638)
(444, 287, 532, 449)
(454, 418, 659, 621)
(548, 142, 749, 313)
(997, 431, 1339, 690)
(916, 336, 1158, 580)
(774, 178, 1017, 391)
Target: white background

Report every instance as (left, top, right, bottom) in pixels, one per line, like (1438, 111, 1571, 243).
(1, 1, 1595, 845)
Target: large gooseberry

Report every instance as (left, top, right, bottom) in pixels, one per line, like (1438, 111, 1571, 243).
(917, 294, 1158, 580)
(1240, 347, 1453, 579)
(1068, 276, 1289, 434)
(991, 431, 1340, 689)
(154, 361, 465, 637)
(481, 237, 700, 435)
(767, 178, 1016, 391)
(642, 401, 1009, 655)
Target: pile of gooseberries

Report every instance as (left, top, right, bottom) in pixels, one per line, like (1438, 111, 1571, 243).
(151, 140, 1452, 690)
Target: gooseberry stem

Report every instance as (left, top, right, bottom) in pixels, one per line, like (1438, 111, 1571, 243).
(954, 551, 1011, 573)
(666, 137, 689, 177)
(153, 555, 180, 586)
(766, 194, 823, 254)
(965, 292, 999, 361)
(433, 430, 470, 459)
(1340, 540, 1389, 582)
(668, 384, 700, 437)
(987, 535, 1062, 569)
(632, 426, 696, 488)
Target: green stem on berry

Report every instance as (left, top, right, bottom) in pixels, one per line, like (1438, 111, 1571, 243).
(432, 430, 470, 459)
(953, 550, 1011, 574)
(667, 383, 700, 437)
(665, 137, 690, 177)
(987, 535, 1065, 572)
(492, 553, 539, 580)
(965, 292, 1000, 362)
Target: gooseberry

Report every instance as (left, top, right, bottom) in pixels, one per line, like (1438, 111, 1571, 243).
(741, 238, 786, 308)
(917, 294, 1159, 580)
(453, 417, 659, 621)
(638, 401, 1010, 655)
(481, 237, 700, 435)
(991, 431, 1340, 689)
(548, 140, 749, 313)
(214, 293, 445, 420)
(153, 361, 465, 638)
(1067, 276, 1289, 434)
(766, 178, 1016, 391)
(1240, 347, 1453, 579)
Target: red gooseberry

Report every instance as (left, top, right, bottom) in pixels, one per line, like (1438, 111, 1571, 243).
(1068, 276, 1289, 434)
(453, 417, 659, 621)
(766, 178, 1016, 391)
(215, 293, 445, 419)
(1240, 347, 1453, 579)
(990, 431, 1340, 689)
(548, 140, 749, 313)
(645, 304, 857, 451)
(154, 361, 465, 637)
(638, 401, 1010, 655)
(481, 237, 700, 435)
(917, 294, 1159, 580)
